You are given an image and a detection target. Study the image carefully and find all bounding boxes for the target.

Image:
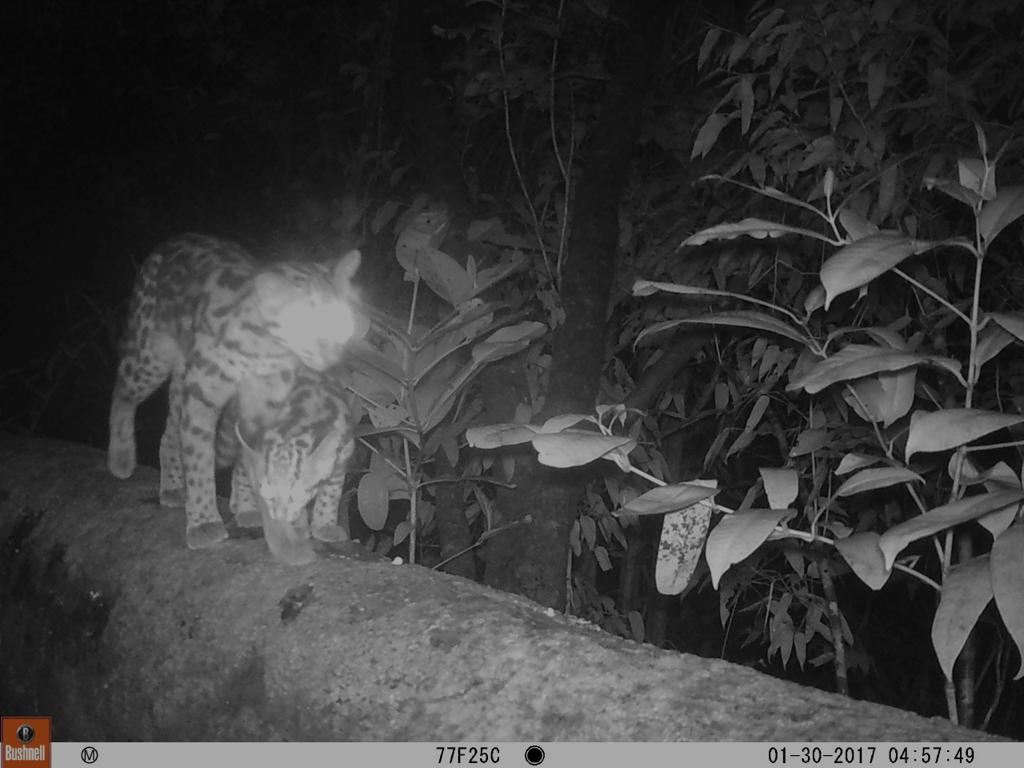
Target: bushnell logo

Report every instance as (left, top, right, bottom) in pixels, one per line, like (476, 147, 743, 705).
(1, 716, 51, 768)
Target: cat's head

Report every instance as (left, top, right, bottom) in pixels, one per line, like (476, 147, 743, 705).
(238, 426, 345, 525)
(254, 250, 364, 371)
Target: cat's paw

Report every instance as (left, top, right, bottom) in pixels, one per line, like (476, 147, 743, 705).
(186, 521, 229, 550)
(312, 523, 349, 543)
(160, 486, 186, 507)
(234, 509, 263, 528)
(107, 448, 135, 479)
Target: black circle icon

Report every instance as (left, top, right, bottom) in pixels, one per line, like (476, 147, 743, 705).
(524, 744, 545, 765)
(16, 724, 35, 744)
(81, 746, 99, 764)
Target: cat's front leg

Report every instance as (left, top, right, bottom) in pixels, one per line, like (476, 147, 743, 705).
(229, 461, 263, 528)
(180, 388, 229, 549)
(311, 440, 354, 542)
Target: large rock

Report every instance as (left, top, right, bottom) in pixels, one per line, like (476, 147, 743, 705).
(0, 435, 992, 741)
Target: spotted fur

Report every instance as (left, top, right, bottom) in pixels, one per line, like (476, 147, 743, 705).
(108, 233, 360, 550)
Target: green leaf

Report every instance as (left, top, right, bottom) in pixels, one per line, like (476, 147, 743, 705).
(835, 467, 923, 497)
(697, 27, 721, 70)
(878, 490, 1024, 570)
(635, 309, 811, 347)
(979, 186, 1024, 248)
(867, 368, 916, 422)
(706, 508, 792, 588)
(357, 469, 392, 531)
(958, 158, 995, 201)
(787, 345, 960, 394)
(465, 423, 538, 449)
(760, 468, 798, 509)
(842, 369, 916, 427)
(683, 217, 820, 246)
(738, 76, 754, 135)
(471, 321, 547, 364)
(531, 430, 635, 468)
(834, 532, 888, 590)
(540, 414, 595, 432)
(991, 521, 1024, 679)
(820, 233, 931, 309)
(989, 312, 1024, 343)
(838, 208, 878, 241)
(788, 428, 829, 457)
(835, 452, 883, 475)
(905, 409, 1024, 461)
(975, 323, 1014, 368)
(655, 479, 717, 595)
(621, 482, 719, 516)
(692, 113, 732, 159)
(931, 555, 993, 681)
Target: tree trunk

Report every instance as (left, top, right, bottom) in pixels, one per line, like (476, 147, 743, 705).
(0, 435, 992, 741)
(481, 0, 669, 607)
(390, 0, 476, 578)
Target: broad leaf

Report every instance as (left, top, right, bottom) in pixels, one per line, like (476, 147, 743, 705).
(838, 208, 879, 241)
(635, 309, 811, 347)
(760, 468, 798, 509)
(656, 479, 718, 595)
(981, 187, 1024, 247)
(989, 312, 1024, 344)
(465, 423, 538, 449)
(540, 414, 595, 433)
(932, 555, 993, 681)
(991, 522, 1024, 679)
(357, 469, 392, 531)
(787, 345, 960, 394)
(820, 233, 931, 309)
(975, 323, 1014, 368)
(835, 453, 883, 475)
(835, 467, 923, 497)
(878, 490, 1024, 570)
(621, 482, 720, 516)
(905, 409, 1024, 460)
(841, 369, 915, 426)
(958, 158, 995, 200)
(683, 217, 822, 246)
(531, 431, 635, 468)
(706, 508, 792, 588)
(834, 532, 889, 590)
(692, 113, 732, 159)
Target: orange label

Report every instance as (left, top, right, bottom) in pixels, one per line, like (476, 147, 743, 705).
(1, 717, 51, 768)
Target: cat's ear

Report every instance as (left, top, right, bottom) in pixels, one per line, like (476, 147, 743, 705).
(332, 250, 361, 292)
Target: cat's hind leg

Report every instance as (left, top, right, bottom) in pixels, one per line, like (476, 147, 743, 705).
(107, 334, 177, 479)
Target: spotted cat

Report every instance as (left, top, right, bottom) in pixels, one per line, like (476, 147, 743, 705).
(108, 233, 361, 550)
(216, 366, 355, 564)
